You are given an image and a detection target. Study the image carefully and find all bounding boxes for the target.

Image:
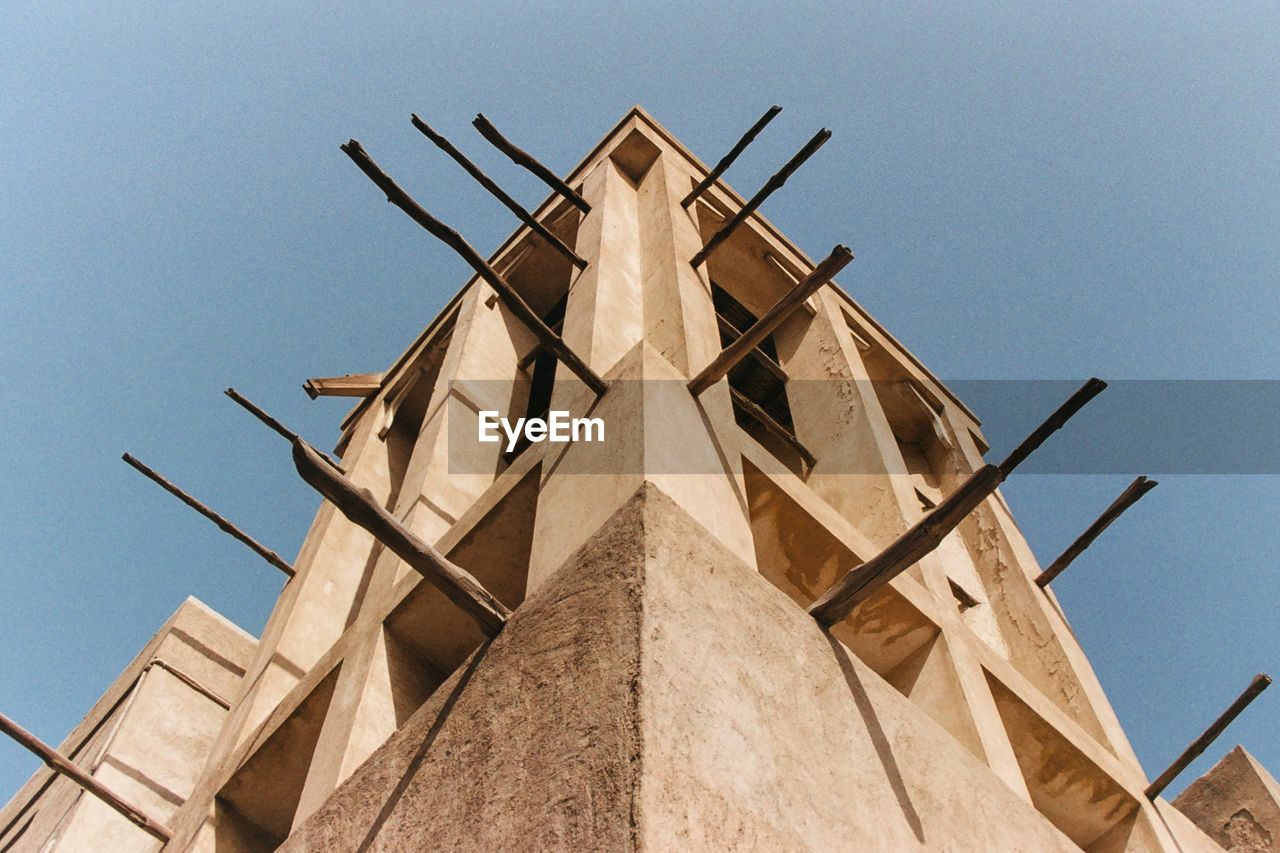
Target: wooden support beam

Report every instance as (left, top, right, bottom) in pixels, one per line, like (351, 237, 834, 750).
(681, 105, 782, 208)
(291, 437, 511, 635)
(224, 387, 343, 469)
(0, 711, 172, 843)
(303, 373, 382, 400)
(411, 114, 588, 270)
(1145, 673, 1272, 800)
(472, 113, 591, 214)
(809, 465, 1004, 626)
(689, 246, 852, 395)
(809, 378, 1107, 627)
(997, 378, 1108, 477)
(121, 453, 295, 579)
(730, 387, 815, 473)
(1035, 475, 1158, 588)
(340, 140, 608, 396)
(690, 127, 831, 268)
(715, 314, 789, 385)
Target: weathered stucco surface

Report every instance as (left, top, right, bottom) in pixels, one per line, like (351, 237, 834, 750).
(284, 484, 1098, 851)
(1175, 746, 1280, 852)
(279, 485, 648, 852)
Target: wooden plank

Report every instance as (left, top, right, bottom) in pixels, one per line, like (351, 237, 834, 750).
(303, 373, 382, 399)
(1035, 475, 1157, 587)
(412, 114, 587, 270)
(291, 438, 511, 635)
(472, 113, 590, 213)
(809, 378, 1108, 626)
(682, 105, 782, 207)
(997, 378, 1107, 477)
(808, 465, 1004, 626)
(1145, 674, 1272, 799)
(690, 127, 831, 268)
(340, 140, 607, 396)
(122, 454, 295, 579)
(0, 711, 171, 842)
(715, 314, 789, 384)
(689, 246, 852, 395)
(730, 387, 815, 472)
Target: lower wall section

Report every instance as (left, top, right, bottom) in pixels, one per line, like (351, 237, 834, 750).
(282, 483, 1097, 851)
(279, 485, 647, 852)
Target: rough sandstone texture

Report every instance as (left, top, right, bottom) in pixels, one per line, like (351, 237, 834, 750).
(285, 484, 1094, 851)
(1176, 746, 1280, 852)
(279, 485, 647, 852)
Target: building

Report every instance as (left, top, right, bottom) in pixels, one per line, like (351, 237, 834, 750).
(1, 107, 1267, 851)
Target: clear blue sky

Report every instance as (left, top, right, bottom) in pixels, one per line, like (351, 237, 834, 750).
(2, 1, 1276, 803)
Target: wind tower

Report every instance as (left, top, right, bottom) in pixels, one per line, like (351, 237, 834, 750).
(4, 107, 1266, 852)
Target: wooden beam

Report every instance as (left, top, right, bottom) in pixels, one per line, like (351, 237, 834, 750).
(411, 114, 587, 270)
(1145, 674, 1272, 800)
(689, 246, 852, 395)
(224, 387, 343, 469)
(809, 378, 1107, 626)
(0, 711, 172, 842)
(682, 105, 782, 207)
(690, 127, 831, 268)
(472, 113, 590, 214)
(715, 314, 789, 385)
(1035, 475, 1158, 588)
(291, 437, 511, 635)
(730, 387, 816, 473)
(997, 378, 1108, 477)
(303, 373, 382, 400)
(809, 465, 1004, 626)
(340, 140, 607, 396)
(121, 453, 295, 579)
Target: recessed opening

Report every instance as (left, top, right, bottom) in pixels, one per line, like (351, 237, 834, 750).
(215, 666, 341, 849)
(380, 312, 457, 510)
(505, 296, 566, 463)
(743, 459, 934, 674)
(712, 282, 811, 476)
(385, 465, 539, 690)
(948, 577, 980, 610)
(608, 128, 661, 183)
(986, 672, 1138, 850)
(504, 212, 579, 319)
(741, 457, 990, 755)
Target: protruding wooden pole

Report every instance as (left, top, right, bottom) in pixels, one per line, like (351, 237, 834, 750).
(472, 113, 591, 214)
(682, 105, 782, 208)
(291, 437, 511, 635)
(809, 379, 1107, 626)
(121, 453, 295, 578)
(688, 245, 852, 395)
(1035, 476, 1158, 588)
(729, 387, 816, 472)
(303, 372, 381, 399)
(1145, 674, 1272, 800)
(809, 465, 1003, 626)
(340, 140, 607, 396)
(224, 388, 343, 469)
(690, 127, 831, 268)
(0, 711, 172, 842)
(997, 378, 1108, 477)
(411, 114, 587, 270)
